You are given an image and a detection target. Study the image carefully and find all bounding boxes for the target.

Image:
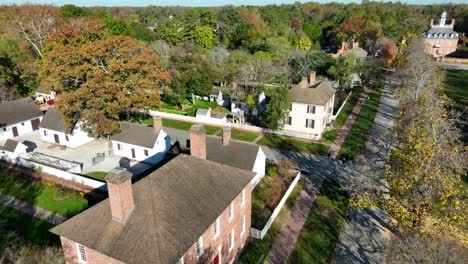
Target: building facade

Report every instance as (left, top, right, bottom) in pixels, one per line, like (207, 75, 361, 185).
(0, 98, 43, 141)
(423, 11, 459, 60)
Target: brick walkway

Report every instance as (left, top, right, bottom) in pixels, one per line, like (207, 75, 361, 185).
(266, 175, 324, 264)
(329, 86, 370, 159)
(0, 193, 67, 225)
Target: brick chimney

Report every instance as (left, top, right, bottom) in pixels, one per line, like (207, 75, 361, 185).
(352, 41, 359, 49)
(189, 124, 206, 159)
(309, 71, 316, 84)
(451, 19, 455, 29)
(430, 19, 434, 27)
(223, 126, 231, 145)
(105, 171, 134, 223)
(300, 76, 308, 88)
(153, 115, 162, 133)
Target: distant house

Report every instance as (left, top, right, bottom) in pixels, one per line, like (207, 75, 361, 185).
(111, 116, 171, 165)
(1, 139, 28, 159)
(252, 91, 267, 116)
(147, 22, 157, 30)
(334, 41, 368, 61)
(423, 11, 459, 60)
(166, 125, 266, 186)
(210, 88, 226, 106)
(51, 154, 255, 264)
(285, 71, 336, 138)
(0, 98, 43, 141)
(35, 86, 56, 103)
(39, 108, 95, 148)
(196, 108, 228, 124)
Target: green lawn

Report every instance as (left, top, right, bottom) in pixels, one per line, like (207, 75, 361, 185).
(0, 169, 88, 217)
(162, 119, 220, 135)
(85, 171, 108, 181)
(337, 88, 383, 160)
(239, 179, 304, 264)
(333, 86, 364, 128)
(288, 180, 349, 264)
(0, 204, 59, 246)
(443, 69, 468, 144)
(320, 130, 337, 144)
(230, 129, 259, 142)
(185, 100, 230, 117)
(258, 135, 329, 155)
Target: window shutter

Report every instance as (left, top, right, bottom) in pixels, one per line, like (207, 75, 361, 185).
(312, 106, 316, 114)
(307, 105, 310, 113)
(305, 119, 309, 128)
(312, 120, 315, 128)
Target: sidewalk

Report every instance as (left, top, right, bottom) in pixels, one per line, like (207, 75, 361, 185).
(329, 86, 370, 159)
(266, 174, 324, 264)
(0, 193, 67, 225)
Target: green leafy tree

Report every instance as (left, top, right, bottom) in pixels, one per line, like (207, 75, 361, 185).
(59, 4, 86, 19)
(259, 84, 290, 130)
(190, 26, 214, 51)
(328, 54, 356, 90)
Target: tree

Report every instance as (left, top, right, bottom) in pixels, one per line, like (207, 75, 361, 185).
(40, 29, 170, 136)
(59, 4, 86, 19)
(207, 45, 230, 86)
(333, 16, 368, 43)
(328, 54, 357, 90)
(190, 25, 214, 51)
(289, 49, 334, 83)
(1, 4, 59, 59)
(259, 84, 290, 130)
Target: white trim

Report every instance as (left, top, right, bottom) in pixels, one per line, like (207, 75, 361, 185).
(176, 256, 184, 264)
(76, 243, 87, 264)
(213, 218, 220, 239)
(241, 190, 245, 207)
(229, 202, 234, 221)
(196, 237, 203, 257)
(212, 245, 222, 264)
(228, 230, 235, 252)
(241, 215, 246, 236)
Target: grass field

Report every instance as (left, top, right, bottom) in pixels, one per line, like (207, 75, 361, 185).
(320, 130, 337, 144)
(288, 180, 349, 264)
(162, 119, 220, 135)
(239, 179, 305, 264)
(337, 88, 383, 160)
(85, 171, 108, 181)
(443, 69, 468, 143)
(229, 129, 259, 142)
(258, 135, 328, 155)
(333, 86, 364, 128)
(0, 168, 88, 217)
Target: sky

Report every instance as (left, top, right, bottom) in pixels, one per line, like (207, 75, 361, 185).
(0, 0, 466, 7)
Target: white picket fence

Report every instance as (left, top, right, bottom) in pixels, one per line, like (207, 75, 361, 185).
(0, 154, 107, 191)
(251, 170, 301, 239)
(331, 90, 353, 120)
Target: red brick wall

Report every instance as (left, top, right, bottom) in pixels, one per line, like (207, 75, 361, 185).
(181, 182, 252, 264)
(424, 38, 458, 57)
(60, 236, 124, 264)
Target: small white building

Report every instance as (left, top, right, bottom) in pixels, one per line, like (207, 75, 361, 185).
(1, 139, 28, 159)
(285, 72, 336, 138)
(209, 88, 225, 106)
(196, 108, 228, 124)
(39, 108, 95, 148)
(0, 98, 43, 141)
(111, 117, 171, 165)
(35, 86, 56, 103)
(252, 91, 267, 116)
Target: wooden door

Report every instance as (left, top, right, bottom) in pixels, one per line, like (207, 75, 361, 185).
(212, 254, 219, 264)
(131, 148, 136, 159)
(12, 127, 19, 137)
(31, 118, 40, 130)
(54, 134, 60, 144)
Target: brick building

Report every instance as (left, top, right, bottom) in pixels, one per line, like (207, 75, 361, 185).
(423, 11, 459, 60)
(51, 126, 255, 264)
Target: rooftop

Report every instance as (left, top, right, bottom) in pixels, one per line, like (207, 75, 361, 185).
(290, 81, 336, 105)
(0, 97, 43, 128)
(51, 154, 255, 264)
(112, 122, 160, 148)
(39, 107, 69, 133)
(2, 139, 19, 152)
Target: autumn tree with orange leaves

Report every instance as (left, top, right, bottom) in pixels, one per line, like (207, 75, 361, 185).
(39, 18, 170, 136)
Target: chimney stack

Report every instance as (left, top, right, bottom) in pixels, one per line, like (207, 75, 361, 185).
(451, 19, 455, 29)
(105, 171, 134, 223)
(430, 19, 434, 27)
(223, 126, 231, 145)
(153, 115, 162, 133)
(352, 41, 359, 49)
(300, 76, 308, 88)
(309, 71, 316, 84)
(189, 124, 206, 159)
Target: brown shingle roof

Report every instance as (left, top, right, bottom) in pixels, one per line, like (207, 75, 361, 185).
(290, 81, 336, 105)
(39, 108, 67, 133)
(2, 139, 19, 152)
(0, 98, 43, 128)
(50, 154, 255, 264)
(112, 122, 160, 148)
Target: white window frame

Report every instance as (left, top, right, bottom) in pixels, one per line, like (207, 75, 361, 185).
(196, 237, 203, 257)
(212, 246, 222, 264)
(241, 190, 245, 207)
(228, 231, 235, 252)
(229, 202, 234, 221)
(213, 218, 219, 238)
(76, 243, 87, 264)
(43, 130, 48, 136)
(176, 256, 184, 264)
(241, 215, 246, 236)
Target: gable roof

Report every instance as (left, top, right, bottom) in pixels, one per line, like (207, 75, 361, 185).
(210, 88, 221, 95)
(423, 27, 458, 39)
(2, 139, 19, 152)
(39, 108, 68, 133)
(290, 81, 336, 105)
(346, 47, 368, 58)
(0, 98, 43, 128)
(50, 154, 255, 264)
(164, 127, 260, 171)
(112, 122, 160, 148)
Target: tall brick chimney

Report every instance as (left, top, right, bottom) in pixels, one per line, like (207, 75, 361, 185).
(352, 41, 359, 49)
(300, 76, 308, 88)
(223, 126, 231, 145)
(189, 124, 206, 159)
(451, 19, 455, 29)
(430, 19, 434, 27)
(153, 115, 162, 133)
(105, 171, 134, 223)
(309, 71, 316, 84)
